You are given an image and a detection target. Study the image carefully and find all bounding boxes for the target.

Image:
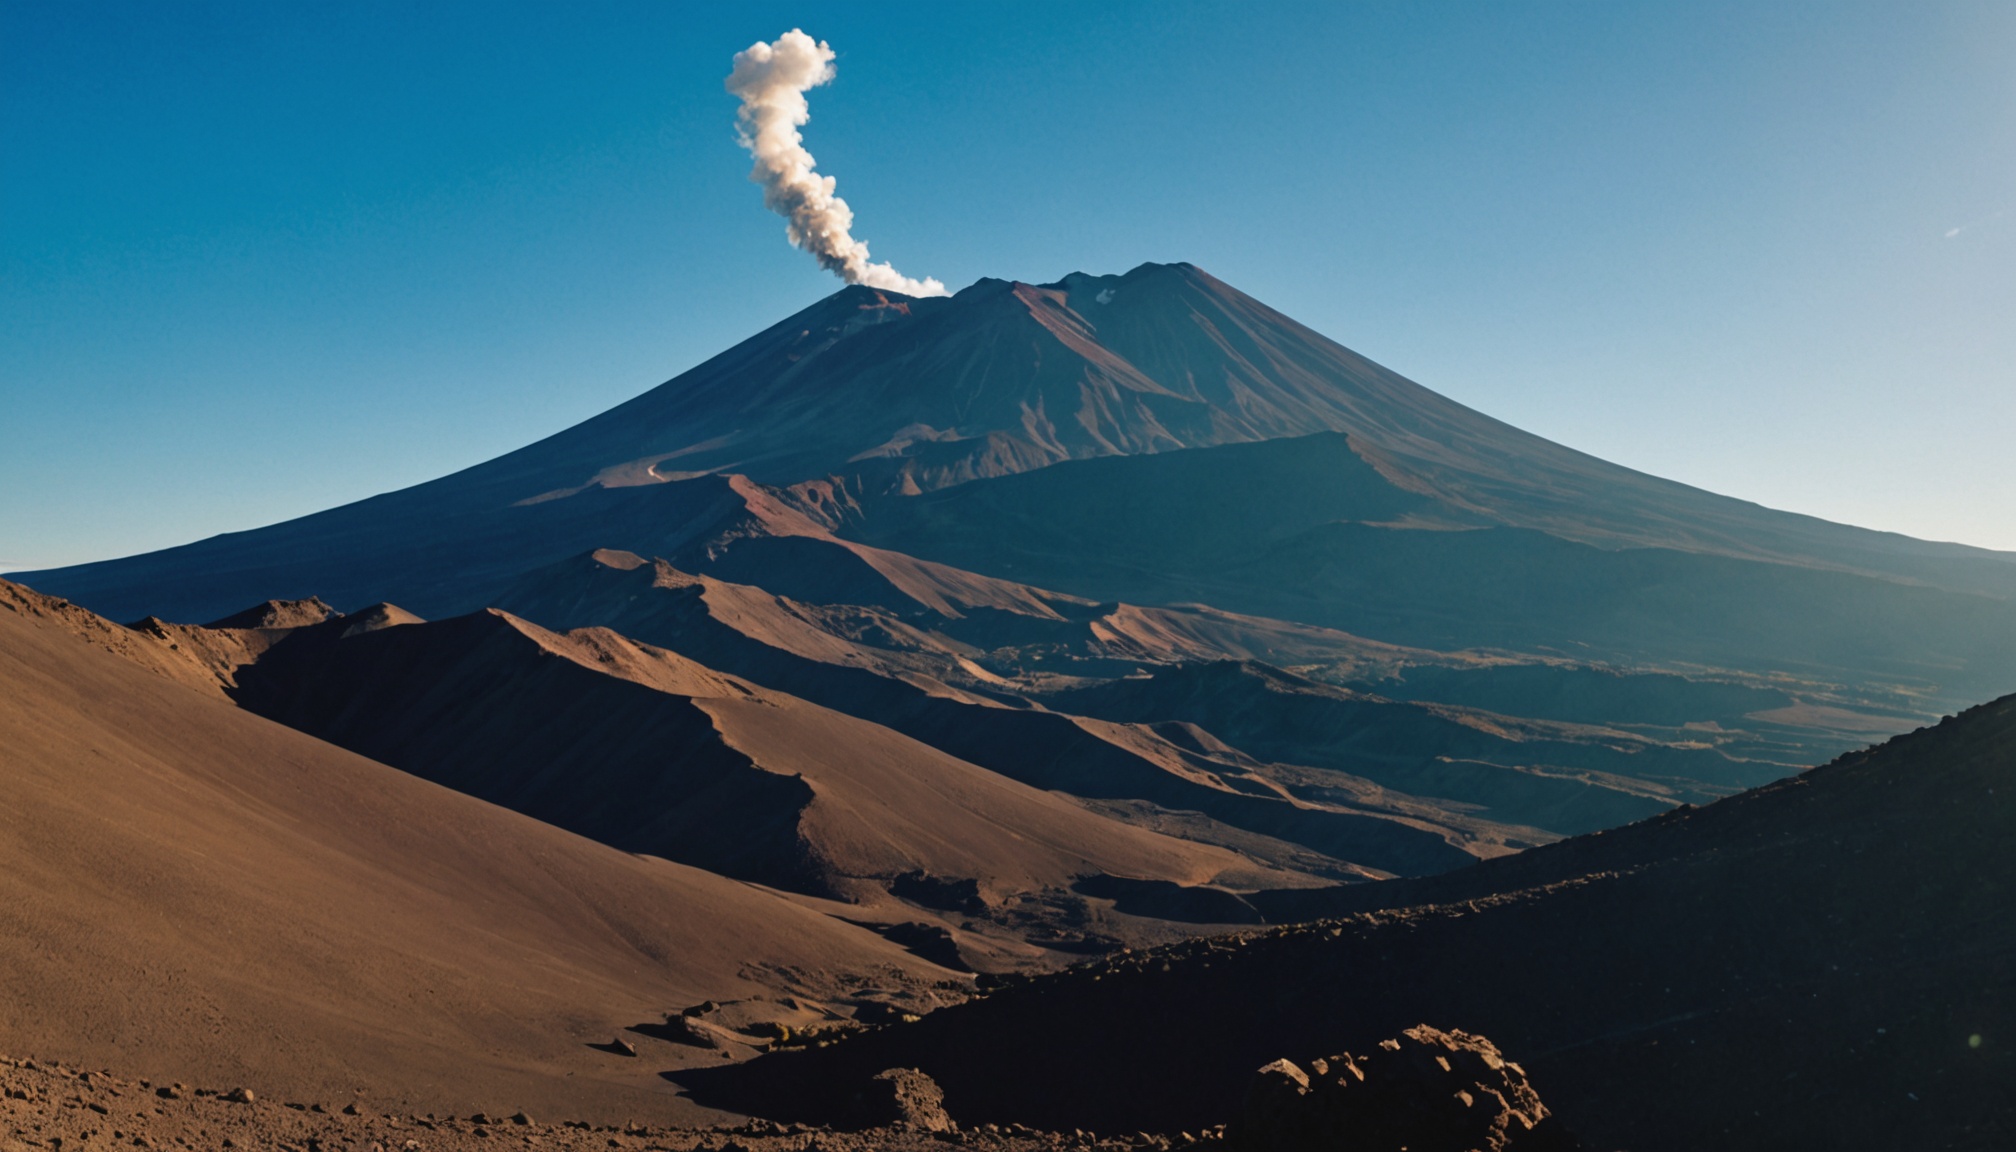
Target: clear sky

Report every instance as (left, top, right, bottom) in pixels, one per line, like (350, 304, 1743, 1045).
(3, 0, 2012, 570)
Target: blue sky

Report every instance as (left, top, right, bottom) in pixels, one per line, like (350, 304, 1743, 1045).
(3, 0, 2012, 569)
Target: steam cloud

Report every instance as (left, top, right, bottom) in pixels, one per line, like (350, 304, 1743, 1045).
(726, 30, 947, 297)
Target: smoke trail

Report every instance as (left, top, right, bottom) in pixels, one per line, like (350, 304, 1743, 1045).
(1944, 206, 2009, 239)
(725, 30, 947, 297)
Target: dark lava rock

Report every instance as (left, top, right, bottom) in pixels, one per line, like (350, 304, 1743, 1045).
(853, 1068, 954, 1133)
(851, 1000, 918, 1027)
(891, 872, 992, 915)
(879, 922, 972, 972)
(1072, 875, 1262, 926)
(1232, 1025, 1581, 1151)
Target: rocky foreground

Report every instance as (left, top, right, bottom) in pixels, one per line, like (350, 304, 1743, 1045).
(2, 1028, 1576, 1152)
(0, 1053, 1220, 1152)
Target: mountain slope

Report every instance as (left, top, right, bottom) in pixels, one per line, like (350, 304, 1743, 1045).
(842, 431, 2016, 709)
(1044, 660, 1771, 834)
(219, 603, 1278, 904)
(0, 579, 952, 1121)
(495, 549, 1794, 848)
(682, 693, 2016, 1151)
(488, 549, 1533, 876)
(22, 261, 2014, 626)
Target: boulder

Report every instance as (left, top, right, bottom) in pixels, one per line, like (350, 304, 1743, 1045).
(852, 1067, 954, 1132)
(1232, 1026, 1582, 1151)
(669, 1014, 737, 1049)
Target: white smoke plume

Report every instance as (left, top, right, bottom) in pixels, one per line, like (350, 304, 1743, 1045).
(1944, 205, 2009, 239)
(725, 30, 947, 297)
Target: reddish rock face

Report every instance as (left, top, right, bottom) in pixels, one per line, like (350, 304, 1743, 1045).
(856, 1068, 955, 1133)
(1235, 1026, 1584, 1152)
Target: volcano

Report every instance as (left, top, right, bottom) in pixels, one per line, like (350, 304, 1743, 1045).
(13, 261, 2012, 926)
(21, 262, 2016, 711)
(9, 261, 2016, 1146)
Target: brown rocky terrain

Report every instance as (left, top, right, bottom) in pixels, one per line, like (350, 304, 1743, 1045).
(227, 604, 1276, 901)
(0, 580, 962, 1121)
(1231, 1026, 1583, 1152)
(0, 1053, 1144, 1152)
(2, 578, 1350, 972)
(7, 261, 2015, 1150)
(2, 1031, 1585, 1152)
(486, 550, 1536, 875)
(483, 548, 1819, 850)
(0, 1050, 1451, 1152)
(680, 694, 2016, 1150)
(214, 601, 1344, 971)
(1042, 659, 1775, 833)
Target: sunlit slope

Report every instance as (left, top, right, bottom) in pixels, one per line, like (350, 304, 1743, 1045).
(0, 580, 949, 1120)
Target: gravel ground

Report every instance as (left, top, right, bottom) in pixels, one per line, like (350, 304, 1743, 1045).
(1, 1055, 1214, 1152)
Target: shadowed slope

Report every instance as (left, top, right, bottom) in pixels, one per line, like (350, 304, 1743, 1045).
(0, 580, 951, 1121)
(489, 550, 1521, 877)
(846, 432, 2016, 710)
(1045, 661, 1776, 834)
(226, 604, 1273, 901)
(495, 550, 1854, 849)
(682, 695, 2016, 1151)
